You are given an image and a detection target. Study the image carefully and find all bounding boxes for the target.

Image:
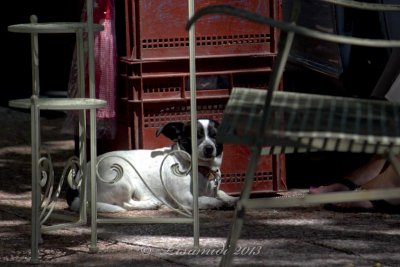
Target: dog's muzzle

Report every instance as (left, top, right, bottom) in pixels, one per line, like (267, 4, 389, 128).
(203, 144, 215, 158)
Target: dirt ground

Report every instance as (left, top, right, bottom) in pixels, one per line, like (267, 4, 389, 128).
(2, 106, 400, 267)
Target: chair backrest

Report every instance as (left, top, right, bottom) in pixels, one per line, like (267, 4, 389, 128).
(187, 0, 400, 89)
(186, 0, 400, 142)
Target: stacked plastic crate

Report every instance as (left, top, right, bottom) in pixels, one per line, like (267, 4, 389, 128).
(116, 0, 286, 195)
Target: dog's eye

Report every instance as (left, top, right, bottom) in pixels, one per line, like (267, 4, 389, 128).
(208, 129, 217, 138)
(197, 132, 204, 139)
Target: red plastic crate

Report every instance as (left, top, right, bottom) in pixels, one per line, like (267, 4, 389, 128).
(123, 99, 286, 194)
(123, 0, 281, 60)
(118, 56, 274, 101)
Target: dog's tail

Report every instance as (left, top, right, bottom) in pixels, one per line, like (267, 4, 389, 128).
(66, 187, 81, 212)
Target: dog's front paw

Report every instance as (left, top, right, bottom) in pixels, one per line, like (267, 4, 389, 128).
(217, 192, 239, 207)
(198, 196, 226, 210)
(219, 196, 238, 210)
(227, 196, 239, 206)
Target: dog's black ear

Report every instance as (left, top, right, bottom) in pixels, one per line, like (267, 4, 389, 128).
(209, 119, 220, 128)
(156, 122, 185, 141)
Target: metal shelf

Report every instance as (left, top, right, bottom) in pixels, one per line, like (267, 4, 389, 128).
(8, 22, 104, 34)
(9, 98, 107, 110)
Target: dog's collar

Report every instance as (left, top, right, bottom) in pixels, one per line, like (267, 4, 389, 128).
(198, 166, 219, 181)
(198, 166, 221, 198)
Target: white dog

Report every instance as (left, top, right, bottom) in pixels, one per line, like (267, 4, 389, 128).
(67, 119, 238, 213)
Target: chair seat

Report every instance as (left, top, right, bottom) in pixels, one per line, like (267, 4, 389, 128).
(8, 22, 104, 34)
(218, 87, 400, 155)
(9, 98, 107, 110)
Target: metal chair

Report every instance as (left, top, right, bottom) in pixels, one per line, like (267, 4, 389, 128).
(87, 0, 201, 255)
(8, 0, 106, 263)
(187, 0, 400, 266)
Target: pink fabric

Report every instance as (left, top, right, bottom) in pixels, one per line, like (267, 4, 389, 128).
(94, 0, 116, 120)
(66, 0, 117, 138)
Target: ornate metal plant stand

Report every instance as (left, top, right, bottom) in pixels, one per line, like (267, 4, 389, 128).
(9, 0, 202, 262)
(8, 1, 106, 263)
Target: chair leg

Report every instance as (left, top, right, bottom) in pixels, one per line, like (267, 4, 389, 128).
(78, 109, 87, 224)
(86, 0, 99, 253)
(30, 24, 41, 263)
(30, 96, 41, 264)
(220, 204, 247, 267)
(76, 28, 87, 225)
(89, 109, 99, 253)
(220, 147, 261, 267)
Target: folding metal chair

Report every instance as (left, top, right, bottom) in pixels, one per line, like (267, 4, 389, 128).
(187, 0, 400, 266)
(88, 0, 201, 254)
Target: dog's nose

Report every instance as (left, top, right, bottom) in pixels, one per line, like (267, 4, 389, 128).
(204, 145, 215, 157)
